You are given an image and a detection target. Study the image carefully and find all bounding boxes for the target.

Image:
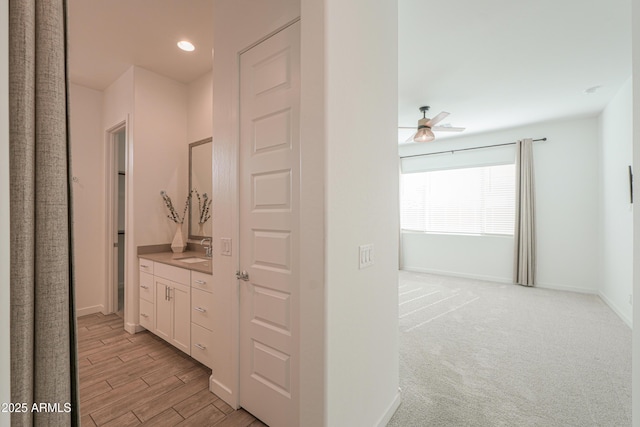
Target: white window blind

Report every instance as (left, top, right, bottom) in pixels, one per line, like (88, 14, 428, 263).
(400, 164, 515, 235)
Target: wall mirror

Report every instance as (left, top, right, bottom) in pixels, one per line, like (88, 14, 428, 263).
(189, 137, 213, 240)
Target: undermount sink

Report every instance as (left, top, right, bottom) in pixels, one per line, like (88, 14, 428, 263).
(176, 257, 209, 264)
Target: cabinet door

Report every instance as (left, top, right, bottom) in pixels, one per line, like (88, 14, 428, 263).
(171, 282, 191, 354)
(154, 277, 172, 343)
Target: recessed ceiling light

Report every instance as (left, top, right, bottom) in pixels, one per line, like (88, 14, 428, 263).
(177, 41, 195, 52)
(584, 85, 602, 94)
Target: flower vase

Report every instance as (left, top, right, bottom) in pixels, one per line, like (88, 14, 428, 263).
(171, 223, 187, 253)
(198, 223, 205, 236)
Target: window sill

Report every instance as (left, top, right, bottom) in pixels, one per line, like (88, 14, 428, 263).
(400, 230, 514, 238)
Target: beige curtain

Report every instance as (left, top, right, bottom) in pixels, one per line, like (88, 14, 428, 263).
(9, 0, 79, 425)
(513, 138, 536, 286)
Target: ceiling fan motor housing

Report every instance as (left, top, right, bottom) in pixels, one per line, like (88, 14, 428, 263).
(418, 117, 431, 129)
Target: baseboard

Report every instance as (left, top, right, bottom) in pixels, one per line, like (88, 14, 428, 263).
(210, 377, 238, 409)
(124, 322, 144, 334)
(598, 291, 632, 328)
(375, 389, 402, 427)
(402, 268, 601, 296)
(76, 305, 104, 317)
(401, 266, 512, 284)
(535, 282, 598, 295)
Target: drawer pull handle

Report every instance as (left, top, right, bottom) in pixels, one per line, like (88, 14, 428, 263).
(194, 306, 206, 313)
(195, 280, 206, 285)
(140, 285, 149, 289)
(195, 343, 206, 350)
(141, 264, 149, 268)
(141, 313, 149, 318)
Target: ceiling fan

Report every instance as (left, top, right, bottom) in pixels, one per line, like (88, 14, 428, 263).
(400, 106, 465, 143)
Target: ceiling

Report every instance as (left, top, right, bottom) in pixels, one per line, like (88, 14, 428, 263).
(398, 0, 631, 142)
(68, 0, 631, 141)
(68, 0, 214, 90)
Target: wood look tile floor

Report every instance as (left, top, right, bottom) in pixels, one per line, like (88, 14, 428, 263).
(78, 313, 267, 427)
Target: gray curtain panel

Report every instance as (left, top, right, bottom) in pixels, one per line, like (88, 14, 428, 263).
(9, 0, 79, 425)
(513, 138, 536, 286)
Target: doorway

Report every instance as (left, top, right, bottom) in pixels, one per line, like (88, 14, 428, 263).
(107, 124, 127, 316)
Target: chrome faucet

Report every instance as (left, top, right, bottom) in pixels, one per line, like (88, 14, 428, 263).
(201, 238, 212, 258)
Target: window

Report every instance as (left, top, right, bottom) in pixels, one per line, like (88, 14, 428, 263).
(400, 163, 515, 235)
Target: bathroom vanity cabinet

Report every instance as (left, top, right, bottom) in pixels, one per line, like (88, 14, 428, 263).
(138, 256, 213, 368)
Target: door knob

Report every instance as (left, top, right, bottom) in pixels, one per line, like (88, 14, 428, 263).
(235, 270, 250, 281)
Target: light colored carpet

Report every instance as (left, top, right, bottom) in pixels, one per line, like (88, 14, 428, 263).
(388, 271, 631, 427)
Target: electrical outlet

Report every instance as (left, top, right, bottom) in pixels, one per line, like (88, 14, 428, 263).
(629, 294, 633, 306)
(359, 244, 374, 269)
(221, 238, 232, 256)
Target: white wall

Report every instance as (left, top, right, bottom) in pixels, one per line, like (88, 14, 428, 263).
(402, 232, 514, 282)
(103, 67, 134, 131)
(1, 1, 10, 421)
(187, 71, 213, 142)
(323, 0, 400, 425)
(126, 67, 188, 330)
(399, 116, 601, 293)
(131, 67, 188, 246)
(101, 66, 189, 331)
(632, 0, 640, 423)
(186, 71, 213, 241)
(213, 3, 400, 425)
(102, 68, 134, 326)
(69, 84, 106, 315)
(599, 78, 633, 326)
(299, 0, 325, 422)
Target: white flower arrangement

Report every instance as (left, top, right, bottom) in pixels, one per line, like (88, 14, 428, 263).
(160, 190, 190, 224)
(191, 189, 212, 225)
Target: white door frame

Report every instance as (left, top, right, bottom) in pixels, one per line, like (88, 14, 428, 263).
(104, 119, 128, 314)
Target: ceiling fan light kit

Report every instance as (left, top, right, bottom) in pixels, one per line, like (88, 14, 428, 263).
(414, 124, 435, 142)
(402, 105, 465, 143)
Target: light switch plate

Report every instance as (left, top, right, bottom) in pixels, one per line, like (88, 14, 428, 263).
(221, 238, 232, 256)
(359, 244, 374, 269)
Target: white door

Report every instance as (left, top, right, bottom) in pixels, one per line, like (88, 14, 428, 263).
(239, 21, 300, 427)
(170, 282, 191, 353)
(154, 278, 171, 342)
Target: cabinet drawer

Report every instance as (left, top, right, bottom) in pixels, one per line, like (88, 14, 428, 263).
(191, 271, 213, 293)
(139, 299, 154, 331)
(139, 258, 154, 274)
(154, 262, 190, 285)
(191, 323, 214, 368)
(191, 288, 214, 330)
(139, 272, 154, 302)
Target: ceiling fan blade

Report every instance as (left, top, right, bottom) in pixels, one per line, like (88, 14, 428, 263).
(432, 126, 465, 132)
(426, 111, 449, 127)
(398, 126, 416, 130)
(404, 133, 418, 143)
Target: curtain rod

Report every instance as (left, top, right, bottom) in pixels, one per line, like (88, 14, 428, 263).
(399, 138, 547, 159)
